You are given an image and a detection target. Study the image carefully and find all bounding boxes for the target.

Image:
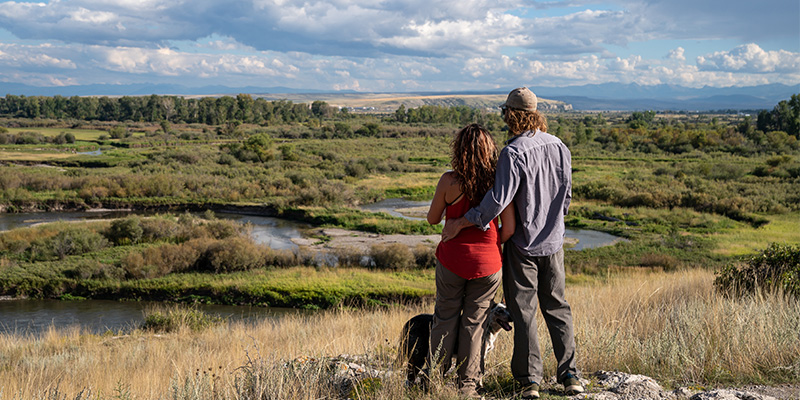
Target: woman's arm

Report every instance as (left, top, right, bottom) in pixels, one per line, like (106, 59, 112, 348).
(427, 172, 458, 225)
(498, 201, 516, 243)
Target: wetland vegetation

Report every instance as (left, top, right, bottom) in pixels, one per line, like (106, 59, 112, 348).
(0, 93, 798, 398)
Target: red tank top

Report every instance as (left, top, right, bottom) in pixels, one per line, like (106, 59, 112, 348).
(436, 196, 502, 280)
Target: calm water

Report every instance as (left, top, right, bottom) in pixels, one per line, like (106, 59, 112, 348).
(213, 212, 307, 250)
(0, 203, 625, 334)
(359, 199, 626, 250)
(0, 299, 301, 336)
(0, 202, 625, 251)
(0, 210, 305, 250)
(359, 198, 431, 221)
(565, 228, 625, 250)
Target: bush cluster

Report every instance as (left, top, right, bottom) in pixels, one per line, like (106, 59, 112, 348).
(141, 304, 223, 333)
(0, 130, 75, 145)
(368, 243, 436, 270)
(0, 225, 110, 261)
(715, 243, 800, 297)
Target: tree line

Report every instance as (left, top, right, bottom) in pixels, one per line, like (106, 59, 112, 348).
(0, 94, 499, 127)
(0, 94, 321, 125)
(756, 94, 800, 137)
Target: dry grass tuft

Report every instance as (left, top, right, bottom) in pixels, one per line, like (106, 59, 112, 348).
(1, 269, 797, 399)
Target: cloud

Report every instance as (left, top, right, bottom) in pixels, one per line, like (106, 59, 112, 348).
(0, 0, 205, 46)
(625, 0, 800, 42)
(0, 0, 797, 91)
(0, 43, 77, 69)
(0, 0, 796, 62)
(93, 46, 297, 78)
(0, 0, 524, 57)
(667, 47, 685, 61)
(697, 44, 800, 73)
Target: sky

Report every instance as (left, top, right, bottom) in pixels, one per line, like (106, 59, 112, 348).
(0, 0, 798, 92)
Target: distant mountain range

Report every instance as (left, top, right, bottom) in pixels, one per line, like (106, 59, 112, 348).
(0, 81, 796, 111)
(530, 83, 798, 111)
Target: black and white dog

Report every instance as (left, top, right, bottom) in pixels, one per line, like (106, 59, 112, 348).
(399, 302, 513, 384)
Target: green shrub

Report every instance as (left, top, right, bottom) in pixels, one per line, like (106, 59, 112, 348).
(21, 226, 108, 261)
(204, 237, 265, 272)
(331, 247, 365, 268)
(370, 243, 415, 270)
(46, 227, 109, 259)
(121, 251, 158, 279)
(141, 305, 223, 333)
(263, 247, 300, 268)
(107, 216, 143, 245)
(638, 253, 679, 270)
(715, 243, 800, 297)
(140, 216, 181, 242)
(65, 260, 123, 280)
(201, 219, 241, 240)
(413, 244, 437, 269)
(156, 242, 203, 273)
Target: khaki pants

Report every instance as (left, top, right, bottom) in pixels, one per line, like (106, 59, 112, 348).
(429, 261, 502, 390)
(503, 245, 579, 385)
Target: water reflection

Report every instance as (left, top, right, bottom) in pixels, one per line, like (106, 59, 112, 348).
(0, 202, 626, 252)
(359, 198, 431, 221)
(0, 299, 301, 336)
(214, 212, 307, 250)
(0, 210, 145, 231)
(0, 210, 304, 251)
(359, 198, 627, 250)
(565, 228, 625, 250)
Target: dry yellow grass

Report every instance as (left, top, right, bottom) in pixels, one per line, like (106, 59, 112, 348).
(358, 172, 441, 192)
(0, 150, 77, 161)
(1, 269, 797, 399)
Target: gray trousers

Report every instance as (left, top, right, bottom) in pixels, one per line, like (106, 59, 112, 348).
(429, 261, 502, 390)
(503, 244, 578, 384)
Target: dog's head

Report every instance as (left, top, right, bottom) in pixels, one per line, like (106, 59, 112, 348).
(487, 302, 513, 333)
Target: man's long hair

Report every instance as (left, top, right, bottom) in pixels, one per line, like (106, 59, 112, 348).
(450, 124, 498, 206)
(504, 108, 548, 135)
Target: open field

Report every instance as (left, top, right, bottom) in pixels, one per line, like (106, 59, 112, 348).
(0, 150, 79, 161)
(0, 269, 797, 399)
(711, 211, 800, 256)
(4, 127, 109, 141)
(236, 92, 571, 112)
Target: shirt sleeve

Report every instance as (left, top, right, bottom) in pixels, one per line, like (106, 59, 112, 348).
(464, 149, 521, 231)
(564, 148, 572, 216)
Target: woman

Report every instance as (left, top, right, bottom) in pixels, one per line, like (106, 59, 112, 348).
(426, 123, 515, 397)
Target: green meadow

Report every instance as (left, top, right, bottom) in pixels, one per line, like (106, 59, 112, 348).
(0, 94, 798, 398)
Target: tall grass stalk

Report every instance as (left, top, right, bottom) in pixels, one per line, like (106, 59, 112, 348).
(569, 269, 800, 386)
(0, 270, 797, 399)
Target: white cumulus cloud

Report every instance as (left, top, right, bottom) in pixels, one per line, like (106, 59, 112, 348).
(697, 43, 800, 73)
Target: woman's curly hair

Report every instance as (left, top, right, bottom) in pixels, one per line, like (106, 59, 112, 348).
(504, 107, 548, 136)
(450, 124, 498, 206)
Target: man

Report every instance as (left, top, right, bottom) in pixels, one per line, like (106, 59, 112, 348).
(441, 87, 584, 399)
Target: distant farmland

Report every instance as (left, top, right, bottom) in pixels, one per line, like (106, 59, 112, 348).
(236, 92, 572, 112)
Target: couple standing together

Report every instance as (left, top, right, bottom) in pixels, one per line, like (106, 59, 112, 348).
(425, 87, 584, 399)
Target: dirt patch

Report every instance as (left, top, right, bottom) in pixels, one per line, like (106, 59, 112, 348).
(292, 228, 440, 253)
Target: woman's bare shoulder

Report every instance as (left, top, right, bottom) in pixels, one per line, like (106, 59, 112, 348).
(439, 170, 458, 184)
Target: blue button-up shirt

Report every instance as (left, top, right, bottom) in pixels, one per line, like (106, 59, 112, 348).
(464, 129, 572, 257)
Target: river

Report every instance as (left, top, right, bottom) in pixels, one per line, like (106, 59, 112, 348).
(0, 201, 625, 251)
(0, 201, 625, 335)
(0, 298, 303, 336)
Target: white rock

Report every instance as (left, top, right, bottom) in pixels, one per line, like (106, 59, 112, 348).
(689, 389, 777, 400)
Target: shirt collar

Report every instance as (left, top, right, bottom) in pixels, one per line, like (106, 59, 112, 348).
(505, 129, 537, 145)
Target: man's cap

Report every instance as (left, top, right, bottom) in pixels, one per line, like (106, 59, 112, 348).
(501, 87, 537, 112)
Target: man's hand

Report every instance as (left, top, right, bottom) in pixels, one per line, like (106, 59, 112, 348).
(441, 216, 470, 242)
